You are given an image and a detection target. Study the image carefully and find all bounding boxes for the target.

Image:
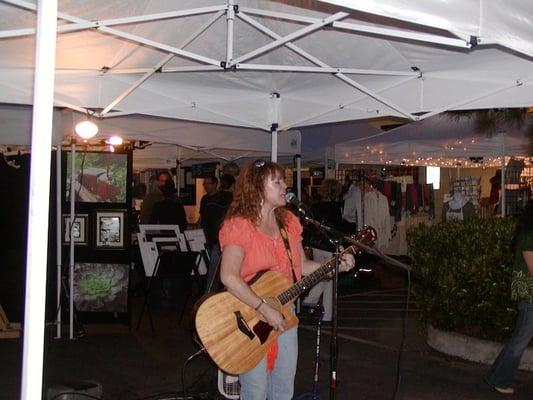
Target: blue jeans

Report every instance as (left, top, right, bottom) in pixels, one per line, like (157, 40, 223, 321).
(486, 301, 533, 387)
(239, 325, 298, 400)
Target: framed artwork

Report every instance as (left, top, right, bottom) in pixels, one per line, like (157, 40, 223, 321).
(63, 214, 88, 245)
(66, 152, 128, 203)
(73, 263, 129, 312)
(95, 210, 125, 248)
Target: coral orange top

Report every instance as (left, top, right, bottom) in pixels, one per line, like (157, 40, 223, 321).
(219, 212, 303, 283)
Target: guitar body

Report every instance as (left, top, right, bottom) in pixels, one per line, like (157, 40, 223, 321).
(195, 270, 299, 375)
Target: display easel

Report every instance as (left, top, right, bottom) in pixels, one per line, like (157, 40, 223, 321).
(136, 237, 203, 334)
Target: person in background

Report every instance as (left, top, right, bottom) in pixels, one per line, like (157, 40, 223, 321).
(132, 182, 147, 211)
(485, 199, 533, 395)
(199, 175, 220, 245)
(140, 171, 172, 224)
(150, 179, 187, 232)
(204, 174, 235, 293)
(148, 179, 189, 312)
(219, 160, 356, 400)
(302, 178, 344, 322)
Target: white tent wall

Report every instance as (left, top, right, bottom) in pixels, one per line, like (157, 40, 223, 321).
(0, 104, 64, 146)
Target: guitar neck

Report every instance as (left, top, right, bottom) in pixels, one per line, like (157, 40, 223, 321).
(277, 245, 355, 305)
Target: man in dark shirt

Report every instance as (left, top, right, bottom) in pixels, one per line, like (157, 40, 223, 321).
(150, 180, 187, 232)
(199, 175, 221, 247)
(201, 174, 235, 293)
(140, 171, 171, 224)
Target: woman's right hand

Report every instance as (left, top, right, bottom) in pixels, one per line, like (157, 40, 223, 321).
(258, 302, 286, 332)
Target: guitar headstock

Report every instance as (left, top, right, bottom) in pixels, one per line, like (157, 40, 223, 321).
(351, 225, 377, 249)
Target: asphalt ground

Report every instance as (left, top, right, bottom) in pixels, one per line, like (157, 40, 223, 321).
(1, 281, 532, 399)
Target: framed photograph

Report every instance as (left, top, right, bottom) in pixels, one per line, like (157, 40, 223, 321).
(63, 214, 88, 245)
(95, 210, 125, 248)
(73, 263, 129, 312)
(66, 152, 128, 203)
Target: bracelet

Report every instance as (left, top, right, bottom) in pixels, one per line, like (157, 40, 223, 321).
(254, 298, 266, 311)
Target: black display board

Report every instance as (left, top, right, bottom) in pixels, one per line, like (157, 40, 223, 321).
(61, 149, 133, 324)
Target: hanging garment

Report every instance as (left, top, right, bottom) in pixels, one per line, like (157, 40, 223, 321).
(342, 184, 362, 230)
(363, 190, 391, 250)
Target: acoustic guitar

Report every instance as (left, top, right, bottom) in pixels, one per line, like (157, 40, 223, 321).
(195, 226, 377, 375)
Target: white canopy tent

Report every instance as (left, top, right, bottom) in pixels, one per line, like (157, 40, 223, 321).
(0, 0, 531, 131)
(335, 114, 532, 167)
(2, 1, 532, 398)
(0, 103, 302, 168)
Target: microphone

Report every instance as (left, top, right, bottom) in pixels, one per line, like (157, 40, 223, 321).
(285, 192, 307, 215)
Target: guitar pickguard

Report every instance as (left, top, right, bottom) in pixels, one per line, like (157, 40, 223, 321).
(234, 311, 255, 340)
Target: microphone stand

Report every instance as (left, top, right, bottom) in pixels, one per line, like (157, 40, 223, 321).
(330, 238, 341, 400)
(292, 204, 411, 400)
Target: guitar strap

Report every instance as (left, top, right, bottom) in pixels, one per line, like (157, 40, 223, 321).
(275, 214, 298, 284)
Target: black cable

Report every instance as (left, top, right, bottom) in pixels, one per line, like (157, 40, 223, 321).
(181, 347, 207, 400)
(391, 269, 411, 400)
(134, 391, 187, 400)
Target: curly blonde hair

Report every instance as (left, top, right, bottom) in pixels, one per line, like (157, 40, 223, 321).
(226, 160, 289, 225)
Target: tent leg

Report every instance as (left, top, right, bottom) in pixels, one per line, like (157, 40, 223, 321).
(55, 145, 62, 339)
(69, 142, 76, 340)
(295, 154, 302, 200)
(20, 0, 58, 399)
(271, 128, 278, 162)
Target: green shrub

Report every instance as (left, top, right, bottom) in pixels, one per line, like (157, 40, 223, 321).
(407, 218, 517, 342)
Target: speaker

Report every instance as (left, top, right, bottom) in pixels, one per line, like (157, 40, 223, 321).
(46, 381, 102, 400)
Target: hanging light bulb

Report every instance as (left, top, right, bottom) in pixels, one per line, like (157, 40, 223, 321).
(75, 120, 99, 139)
(106, 135, 123, 146)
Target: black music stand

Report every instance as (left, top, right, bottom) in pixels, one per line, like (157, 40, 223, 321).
(136, 243, 200, 335)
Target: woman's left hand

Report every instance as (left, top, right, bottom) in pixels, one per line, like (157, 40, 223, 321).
(339, 253, 356, 272)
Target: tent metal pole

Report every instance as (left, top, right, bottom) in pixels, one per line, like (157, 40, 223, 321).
(236, 63, 417, 76)
(20, 0, 58, 398)
(296, 155, 302, 200)
(240, 7, 470, 48)
(501, 133, 506, 218)
(226, 0, 234, 64)
(3, 0, 222, 67)
(176, 158, 181, 197)
(0, 4, 226, 39)
(69, 142, 76, 339)
(418, 77, 533, 122)
(229, 12, 348, 67)
(55, 144, 62, 339)
(237, 11, 416, 123)
(99, 10, 224, 116)
(271, 129, 278, 163)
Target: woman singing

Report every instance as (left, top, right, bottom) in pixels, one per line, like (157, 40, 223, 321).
(219, 160, 355, 400)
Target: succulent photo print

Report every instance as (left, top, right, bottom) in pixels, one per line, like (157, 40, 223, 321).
(73, 263, 129, 312)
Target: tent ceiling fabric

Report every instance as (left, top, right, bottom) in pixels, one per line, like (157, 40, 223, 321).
(318, 0, 533, 58)
(0, 0, 531, 133)
(0, 104, 301, 167)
